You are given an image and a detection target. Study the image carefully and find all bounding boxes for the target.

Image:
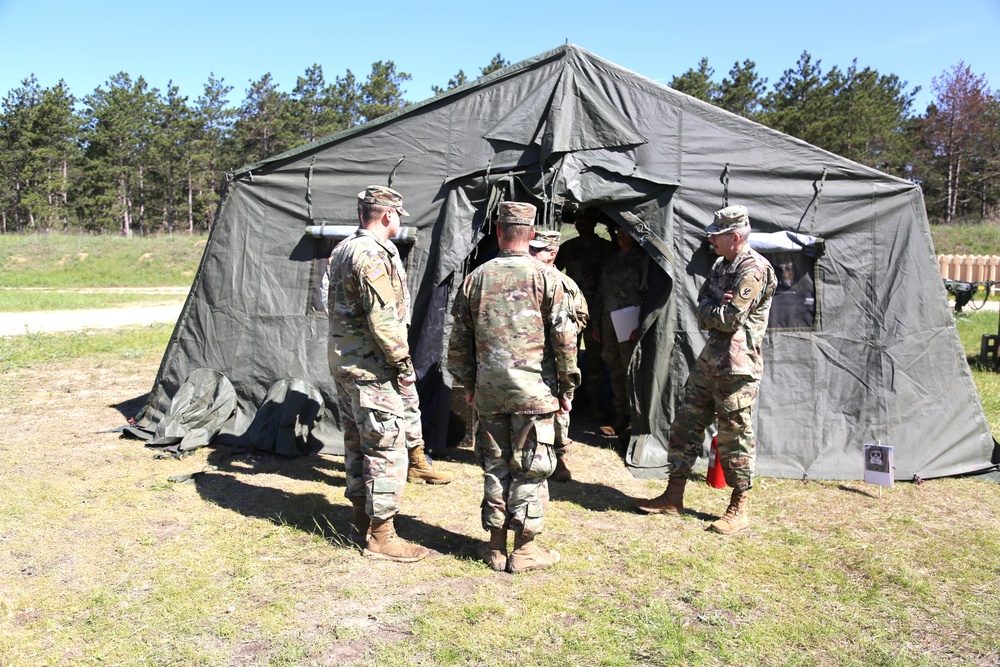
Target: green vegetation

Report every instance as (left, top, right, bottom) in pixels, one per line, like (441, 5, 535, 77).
(955, 309, 1000, 435)
(0, 233, 205, 287)
(0, 323, 172, 372)
(0, 289, 185, 312)
(930, 222, 1000, 256)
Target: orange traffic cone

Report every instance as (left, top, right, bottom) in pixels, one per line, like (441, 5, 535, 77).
(706, 435, 726, 489)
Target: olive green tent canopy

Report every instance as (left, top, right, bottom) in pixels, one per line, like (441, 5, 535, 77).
(130, 44, 997, 481)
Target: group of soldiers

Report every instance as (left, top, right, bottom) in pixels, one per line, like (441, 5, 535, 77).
(327, 185, 776, 572)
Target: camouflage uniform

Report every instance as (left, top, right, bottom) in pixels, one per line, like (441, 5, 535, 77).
(449, 206, 580, 538)
(599, 241, 646, 424)
(531, 230, 589, 457)
(668, 213, 777, 491)
(555, 215, 615, 409)
(328, 191, 414, 521)
(351, 190, 426, 455)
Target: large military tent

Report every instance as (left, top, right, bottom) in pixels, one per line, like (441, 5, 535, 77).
(130, 44, 997, 481)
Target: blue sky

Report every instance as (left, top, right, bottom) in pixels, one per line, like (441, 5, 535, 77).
(1, 0, 997, 114)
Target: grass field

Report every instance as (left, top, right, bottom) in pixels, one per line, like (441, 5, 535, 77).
(0, 288, 187, 313)
(0, 233, 206, 287)
(930, 223, 1000, 257)
(0, 233, 203, 310)
(1, 231, 998, 665)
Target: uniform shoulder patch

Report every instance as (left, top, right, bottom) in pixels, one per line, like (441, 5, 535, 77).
(362, 263, 394, 306)
(731, 274, 762, 309)
(365, 265, 386, 283)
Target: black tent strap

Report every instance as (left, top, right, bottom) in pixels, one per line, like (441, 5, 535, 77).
(388, 157, 405, 187)
(306, 157, 315, 221)
(721, 164, 730, 207)
(811, 167, 828, 228)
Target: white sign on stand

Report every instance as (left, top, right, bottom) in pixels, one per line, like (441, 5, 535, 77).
(863, 443, 894, 487)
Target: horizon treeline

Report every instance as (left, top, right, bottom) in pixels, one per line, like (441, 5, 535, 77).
(0, 51, 996, 236)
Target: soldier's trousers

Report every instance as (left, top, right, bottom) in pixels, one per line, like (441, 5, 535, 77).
(579, 323, 604, 405)
(334, 376, 408, 520)
(398, 380, 423, 451)
(601, 312, 637, 422)
(554, 411, 570, 458)
(667, 368, 759, 492)
(475, 412, 557, 538)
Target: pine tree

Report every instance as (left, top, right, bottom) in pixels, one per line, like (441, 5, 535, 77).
(716, 60, 767, 120)
(760, 51, 834, 147)
(669, 57, 717, 102)
(359, 61, 411, 123)
(479, 54, 510, 77)
(33, 81, 82, 230)
(0, 76, 43, 231)
(330, 70, 360, 130)
(290, 64, 346, 143)
(432, 70, 468, 96)
(822, 61, 918, 175)
(80, 73, 160, 235)
(190, 74, 235, 231)
(233, 73, 291, 166)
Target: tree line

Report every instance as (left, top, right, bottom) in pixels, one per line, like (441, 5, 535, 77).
(0, 51, 995, 235)
(669, 54, 998, 225)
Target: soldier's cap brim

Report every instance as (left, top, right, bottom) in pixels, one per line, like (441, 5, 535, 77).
(705, 221, 749, 236)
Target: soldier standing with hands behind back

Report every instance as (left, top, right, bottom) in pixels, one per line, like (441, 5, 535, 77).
(449, 202, 580, 573)
(328, 185, 429, 563)
(637, 205, 776, 535)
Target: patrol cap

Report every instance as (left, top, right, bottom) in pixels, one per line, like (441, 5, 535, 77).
(362, 185, 409, 216)
(705, 205, 750, 235)
(498, 201, 537, 226)
(528, 230, 561, 250)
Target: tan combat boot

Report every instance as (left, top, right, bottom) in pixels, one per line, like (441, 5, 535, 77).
(551, 455, 572, 483)
(475, 528, 508, 572)
(635, 475, 686, 515)
(365, 517, 430, 562)
(406, 445, 454, 484)
(347, 499, 370, 548)
(709, 488, 750, 535)
(507, 531, 561, 574)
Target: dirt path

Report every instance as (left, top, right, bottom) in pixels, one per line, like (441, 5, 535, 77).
(0, 304, 185, 336)
(0, 286, 188, 336)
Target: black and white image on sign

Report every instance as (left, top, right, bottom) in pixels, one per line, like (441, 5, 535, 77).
(863, 443, 894, 487)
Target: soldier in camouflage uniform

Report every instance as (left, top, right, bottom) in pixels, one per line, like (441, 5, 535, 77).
(598, 224, 647, 437)
(555, 208, 615, 420)
(530, 229, 589, 483)
(328, 185, 429, 562)
(448, 202, 580, 573)
(637, 205, 776, 535)
(351, 192, 454, 487)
